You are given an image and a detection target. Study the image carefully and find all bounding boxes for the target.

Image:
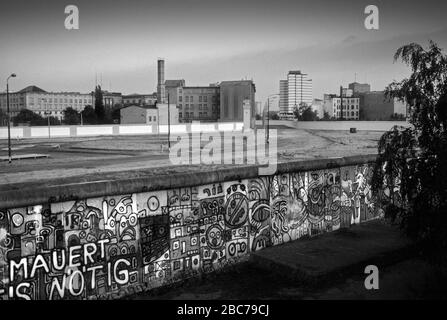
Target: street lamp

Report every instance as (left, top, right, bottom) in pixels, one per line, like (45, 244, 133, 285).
(167, 92, 171, 150)
(6, 73, 17, 164)
(265, 94, 278, 144)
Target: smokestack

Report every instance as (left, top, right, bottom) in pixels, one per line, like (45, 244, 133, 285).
(157, 58, 166, 103)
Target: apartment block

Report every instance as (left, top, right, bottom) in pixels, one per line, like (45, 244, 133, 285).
(279, 70, 312, 119)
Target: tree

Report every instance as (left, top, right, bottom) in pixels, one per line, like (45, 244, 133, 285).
(267, 111, 279, 120)
(81, 105, 98, 124)
(63, 107, 80, 125)
(0, 109, 8, 126)
(322, 111, 331, 121)
(390, 113, 406, 120)
(111, 103, 122, 124)
(294, 104, 319, 121)
(13, 109, 45, 126)
(372, 41, 447, 253)
(94, 85, 105, 123)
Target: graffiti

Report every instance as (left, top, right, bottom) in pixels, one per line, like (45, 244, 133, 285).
(340, 165, 383, 227)
(248, 177, 271, 252)
(166, 187, 200, 282)
(198, 184, 226, 273)
(224, 183, 249, 263)
(0, 161, 384, 300)
(324, 170, 341, 232)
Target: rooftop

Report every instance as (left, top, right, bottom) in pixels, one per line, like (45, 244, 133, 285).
(165, 79, 185, 87)
(288, 70, 307, 75)
(18, 86, 47, 94)
(121, 104, 157, 109)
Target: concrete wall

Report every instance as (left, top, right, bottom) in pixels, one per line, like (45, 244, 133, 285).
(0, 122, 244, 139)
(0, 155, 393, 300)
(255, 120, 410, 131)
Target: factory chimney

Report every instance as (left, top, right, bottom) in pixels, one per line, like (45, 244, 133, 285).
(157, 58, 166, 104)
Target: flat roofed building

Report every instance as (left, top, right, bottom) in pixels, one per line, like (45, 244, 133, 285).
(165, 79, 186, 105)
(178, 85, 220, 122)
(120, 103, 178, 125)
(348, 82, 371, 94)
(323, 94, 360, 120)
(219, 80, 255, 122)
(359, 91, 407, 120)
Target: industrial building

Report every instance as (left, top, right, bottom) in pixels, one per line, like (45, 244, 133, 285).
(177, 85, 220, 122)
(156, 58, 256, 123)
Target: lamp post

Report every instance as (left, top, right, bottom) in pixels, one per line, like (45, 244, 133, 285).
(167, 92, 171, 150)
(266, 94, 278, 144)
(6, 73, 16, 164)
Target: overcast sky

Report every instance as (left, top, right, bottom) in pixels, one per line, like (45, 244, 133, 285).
(1, 0, 446, 102)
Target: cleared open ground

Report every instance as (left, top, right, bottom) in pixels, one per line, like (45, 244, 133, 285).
(0, 124, 387, 187)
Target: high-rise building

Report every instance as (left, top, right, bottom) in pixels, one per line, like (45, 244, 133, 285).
(279, 80, 288, 117)
(279, 70, 312, 119)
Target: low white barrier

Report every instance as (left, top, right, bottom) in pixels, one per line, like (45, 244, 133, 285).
(0, 122, 244, 139)
(77, 126, 114, 136)
(119, 125, 153, 135)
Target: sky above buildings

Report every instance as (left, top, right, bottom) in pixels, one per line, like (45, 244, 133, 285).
(1, 0, 446, 103)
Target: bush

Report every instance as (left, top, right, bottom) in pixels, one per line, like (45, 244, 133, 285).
(372, 41, 447, 253)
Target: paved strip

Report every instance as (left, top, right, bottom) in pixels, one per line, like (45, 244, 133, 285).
(0, 153, 49, 161)
(250, 220, 413, 286)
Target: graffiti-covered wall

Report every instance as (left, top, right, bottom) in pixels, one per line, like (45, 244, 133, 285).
(0, 161, 387, 300)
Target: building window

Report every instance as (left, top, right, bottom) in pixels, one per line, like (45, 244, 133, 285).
(179, 96, 182, 102)
(204, 96, 208, 102)
(179, 112, 182, 118)
(190, 96, 193, 102)
(185, 96, 189, 102)
(199, 96, 202, 102)
(148, 116, 152, 121)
